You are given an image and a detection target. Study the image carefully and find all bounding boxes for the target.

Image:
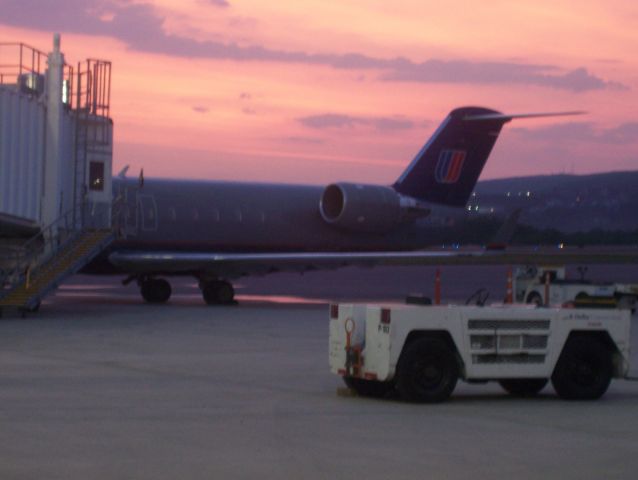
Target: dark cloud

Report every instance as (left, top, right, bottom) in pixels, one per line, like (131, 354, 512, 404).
(383, 62, 628, 92)
(298, 114, 414, 131)
(239, 92, 251, 100)
(0, 0, 628, 92)
(284, 136, 324, 145)
(513, 121, 638, 144)
(192, 105, 209, 113)
(203, 0, 230, 8)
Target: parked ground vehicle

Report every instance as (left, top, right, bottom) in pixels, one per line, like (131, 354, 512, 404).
(514, 265, 638, 310)
(329, 303, 631, 402)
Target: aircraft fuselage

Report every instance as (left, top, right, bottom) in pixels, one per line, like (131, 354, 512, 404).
(85, 178, 433, 275)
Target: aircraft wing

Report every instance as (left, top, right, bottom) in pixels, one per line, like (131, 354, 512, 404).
(108, 247, 638, 279)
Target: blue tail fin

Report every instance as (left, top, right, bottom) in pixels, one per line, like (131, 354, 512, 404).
(393, 106, 510, 207)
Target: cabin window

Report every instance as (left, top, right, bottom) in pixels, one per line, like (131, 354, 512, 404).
(168, 207, 177, 222)
(89, 162, 105, 191)
(211, 209, 220, 222)
(192, 208, 200, 221)
(234, 208, 243, 223)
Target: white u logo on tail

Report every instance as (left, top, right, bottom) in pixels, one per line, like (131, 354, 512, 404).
(435, 150, 466, 184)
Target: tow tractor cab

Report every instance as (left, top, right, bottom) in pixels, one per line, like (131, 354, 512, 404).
(329, 303, 631, 403)
(514, 265, 638, 310)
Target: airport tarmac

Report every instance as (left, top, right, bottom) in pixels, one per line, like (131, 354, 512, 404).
(1, 266, 638, 479)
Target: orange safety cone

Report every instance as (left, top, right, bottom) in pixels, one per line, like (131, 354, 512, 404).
(435, 268, 441, 305)
(506, 267, 513, 304)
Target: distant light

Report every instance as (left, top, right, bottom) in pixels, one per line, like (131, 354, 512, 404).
(475, 205, 479, 211)
(526, 191, 531, 197)
(558, 243, 565, 249)
(506, 192, 511, 197)
(467, 206, 471, 211)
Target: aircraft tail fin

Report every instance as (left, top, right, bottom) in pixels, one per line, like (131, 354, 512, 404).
(393, 106, 509, 207)
(486, 208, 522, 250)
(392, 107, 584, 207)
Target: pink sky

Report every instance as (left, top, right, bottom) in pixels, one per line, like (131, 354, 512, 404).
(1, 0, 637, 184)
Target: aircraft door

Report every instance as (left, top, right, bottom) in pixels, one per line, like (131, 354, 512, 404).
(121, 184, 139, 237)
(138, 194, 158, 232)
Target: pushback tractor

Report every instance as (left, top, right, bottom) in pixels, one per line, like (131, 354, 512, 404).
(329, 303, 632, 402)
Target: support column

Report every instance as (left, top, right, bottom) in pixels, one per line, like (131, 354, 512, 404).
(41, 33, 65, 237)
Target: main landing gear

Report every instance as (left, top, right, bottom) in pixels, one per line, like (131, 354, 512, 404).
(200, 279, 236, 305)
(128, 276, 236, 305)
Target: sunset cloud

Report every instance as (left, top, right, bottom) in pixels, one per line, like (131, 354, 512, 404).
(298, 114, 414, 131)
(0, 0, 626, 92)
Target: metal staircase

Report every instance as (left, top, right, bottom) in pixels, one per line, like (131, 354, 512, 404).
(0, 229, 114, 312)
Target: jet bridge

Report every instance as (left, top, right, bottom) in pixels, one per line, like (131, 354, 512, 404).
(0, 35, 117, 313)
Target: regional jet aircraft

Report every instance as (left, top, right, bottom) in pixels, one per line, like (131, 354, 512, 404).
(83, 106, 581, 304)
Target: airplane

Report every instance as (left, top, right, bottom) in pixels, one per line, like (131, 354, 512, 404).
(83, 106, 586, 305)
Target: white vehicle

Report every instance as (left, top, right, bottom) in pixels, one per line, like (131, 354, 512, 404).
(329, 303, 631, 402)
(514, 265, 638, 310)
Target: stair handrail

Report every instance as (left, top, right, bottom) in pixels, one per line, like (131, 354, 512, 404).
(0, 197, 122, 293)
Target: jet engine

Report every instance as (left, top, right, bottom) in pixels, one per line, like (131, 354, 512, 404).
(319, 182, 429, 233)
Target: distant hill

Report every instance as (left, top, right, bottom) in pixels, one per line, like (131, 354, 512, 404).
(470, 171, 638, 233)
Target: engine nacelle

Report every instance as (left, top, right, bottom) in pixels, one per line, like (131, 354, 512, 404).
(319, 183, 428, 233)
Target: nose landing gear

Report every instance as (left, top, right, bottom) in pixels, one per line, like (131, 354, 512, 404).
(139, 277, 172, 304)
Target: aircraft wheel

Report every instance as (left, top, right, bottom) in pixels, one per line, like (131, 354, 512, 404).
(202, 280, 235, 305)
(395, 337, 459, 403)
(217, 281, 235, 304)
(499, 378, 548, 397)
(551, 336, 612, 400)
(140, 278, 172, 304)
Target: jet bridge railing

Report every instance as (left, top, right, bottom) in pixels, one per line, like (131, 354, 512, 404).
(0, 42, 74, 102)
